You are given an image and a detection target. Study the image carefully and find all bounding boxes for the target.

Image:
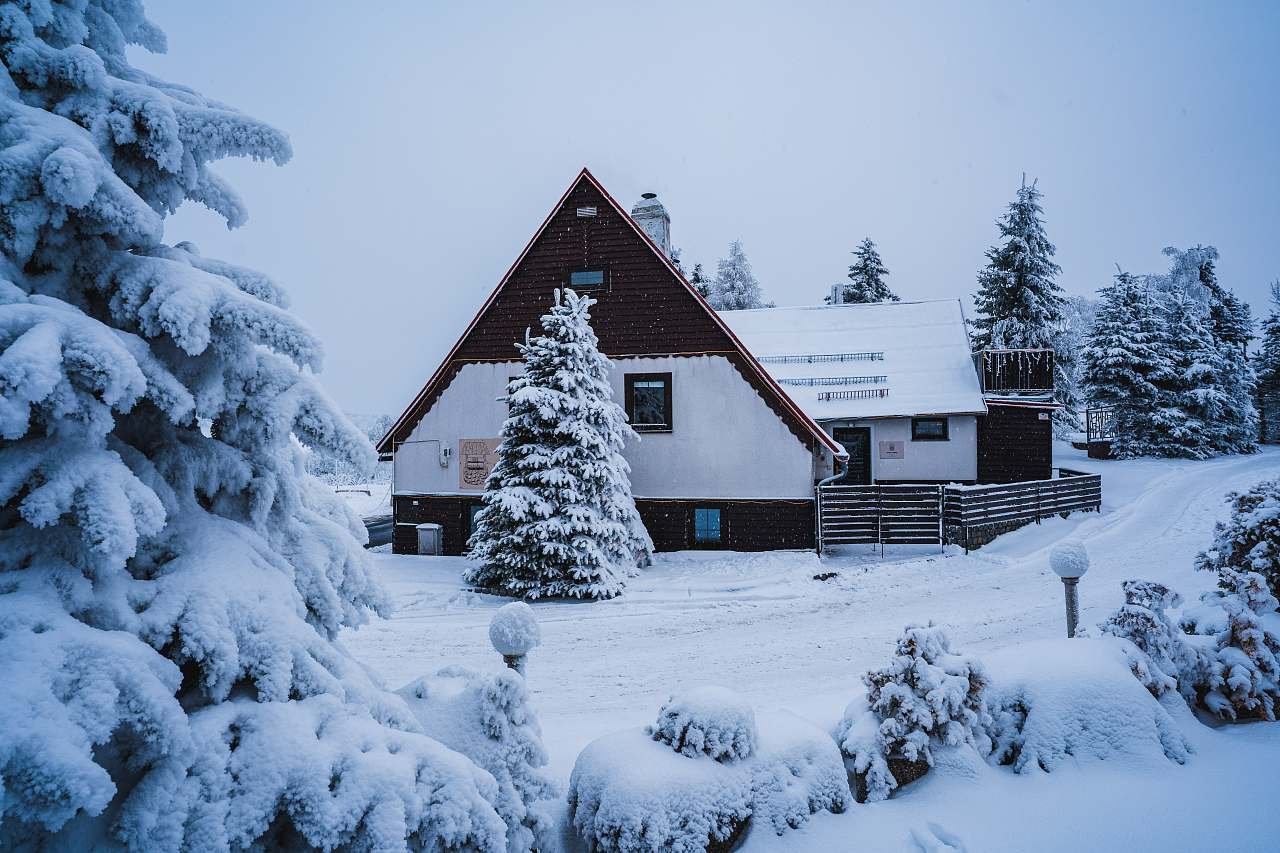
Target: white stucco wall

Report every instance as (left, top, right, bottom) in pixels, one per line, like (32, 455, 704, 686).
(814, 416, 978, 483)
(394, 355, 815, 498)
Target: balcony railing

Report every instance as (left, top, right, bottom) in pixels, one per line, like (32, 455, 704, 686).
(978, 349, 1054, 394)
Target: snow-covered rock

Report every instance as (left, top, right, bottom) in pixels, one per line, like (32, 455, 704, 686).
(986, 637, 1192, 773)
(568, 709, 848, 852)
(648, 686, 757, 763)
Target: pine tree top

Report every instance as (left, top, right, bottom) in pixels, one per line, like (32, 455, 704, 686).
(836, 237, 898, 304)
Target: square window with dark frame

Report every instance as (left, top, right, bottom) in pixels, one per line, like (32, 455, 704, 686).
(693, 507, 721, 544)
(625, 372, 672, 432)
(911, 417, 949, 441)
(568, 270, 606, 291)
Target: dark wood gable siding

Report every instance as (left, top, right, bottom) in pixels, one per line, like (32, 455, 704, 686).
(382, 172, 828, 454)
(976, 404, 1053, 483)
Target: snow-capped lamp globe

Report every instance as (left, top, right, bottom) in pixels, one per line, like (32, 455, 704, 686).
(489, 601, 541, 676)
(1049, 540, 1089, 638)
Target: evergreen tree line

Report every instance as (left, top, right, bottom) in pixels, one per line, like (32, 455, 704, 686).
(1082, 246, 1259, 458)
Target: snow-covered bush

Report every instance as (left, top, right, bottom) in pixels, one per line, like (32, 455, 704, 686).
(648, 686, 758, 763)
(466, 289, 652, 599)
(834, 624, 990, 802)
(0, 5, 509, 849)
(568, 692, 848, 852)
(1099, 579, 1215, 703)
(399, 667, 558, 853)
(1196, 478, 1280, 601)
(986, 638, 1191, 773)
(1183, 568, 1280, 721)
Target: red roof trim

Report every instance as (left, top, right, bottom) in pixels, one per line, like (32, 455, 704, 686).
(378, 167, 844, 459)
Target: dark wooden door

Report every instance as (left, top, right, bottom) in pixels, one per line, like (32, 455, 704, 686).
(833, 427, 872, 484)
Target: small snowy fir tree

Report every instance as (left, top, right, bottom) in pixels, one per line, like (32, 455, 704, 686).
(1082, 271, 1166, 456)
(1256, 281, 1280, 443)
(971, 177, 1077, 431)
(834, 624, 990, 802)
(1196, 478, 1280, 602)
(1099, 580, 1215, 703)
(688, 262, 713, 300)
(709, 240, 765, 310)
(830, 237, 897, 304)
(0, 4, 511, 850)
(1183, 568, 1280, 720)
(466, 289, 651, 599)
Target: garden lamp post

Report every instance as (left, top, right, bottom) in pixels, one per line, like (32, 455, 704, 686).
(1049, 540, 1089, 638)
(489, 601, 541, 676)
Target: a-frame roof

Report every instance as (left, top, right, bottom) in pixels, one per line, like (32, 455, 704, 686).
(376, 167, 843, 459)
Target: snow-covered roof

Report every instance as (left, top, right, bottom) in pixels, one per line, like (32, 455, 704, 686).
(720, 299, 988, 421)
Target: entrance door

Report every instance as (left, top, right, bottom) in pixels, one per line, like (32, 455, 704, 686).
(832, 427, 872, 484)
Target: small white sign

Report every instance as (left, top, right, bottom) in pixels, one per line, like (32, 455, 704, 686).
(1038, 412, 1051, 421)
(879, 440, 904, 460)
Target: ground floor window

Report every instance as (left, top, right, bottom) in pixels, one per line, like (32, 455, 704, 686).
(911, 417, 949, 441)
(467, 502, 483, 536)
(693, 507, 722, 544)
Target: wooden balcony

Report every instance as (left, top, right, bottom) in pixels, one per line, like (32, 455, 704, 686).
(977, 349, 1055, 395)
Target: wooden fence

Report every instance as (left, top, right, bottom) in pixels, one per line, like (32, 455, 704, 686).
(817, 468, 1102, 553)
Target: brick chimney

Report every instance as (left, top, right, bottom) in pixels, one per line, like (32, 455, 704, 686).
(630, 192, 671, 257)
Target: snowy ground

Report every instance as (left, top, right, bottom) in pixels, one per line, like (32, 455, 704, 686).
(334, 479, 392, 519)
(343, 444, 1280, 852)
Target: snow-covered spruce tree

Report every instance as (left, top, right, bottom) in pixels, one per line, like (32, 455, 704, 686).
(830, 237, 897, 304)
(834, 624, 991, 802)
(1155, 288, 1227, 458)
(688, 262, 712, 300)
(1183, 568, 1280, 720)
(1082, 270, 1168, 457)
(1099, 580, 1215, 703)
(971, 177, 1077, 433)
(709, 239, 765, 310)
(1257, 281, 1280, 443)
(0, 5, 512, 850)
(466, 289, 651, 599)
(1196, 478, 1280, 602)
(1198, 256, 1258, 454)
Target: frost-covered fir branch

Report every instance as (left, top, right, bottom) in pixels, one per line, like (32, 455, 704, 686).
(466, 289, 652, 599)
(0, 4, 513, 850)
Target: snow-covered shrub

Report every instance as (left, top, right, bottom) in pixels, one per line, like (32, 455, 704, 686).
(568, 695, 847, 852)
(466, 289, 652, 599)
(0, 5, 508, 849)
(1099, 579, 1215, 702)
(1183, 568, 1280, 720)
(648, 686, 758, 763)
(834, 624, 990, 802)
(986, 638, 1191, 773)
(1196, 478, 1280, 601)
(399, 667, 558, 852)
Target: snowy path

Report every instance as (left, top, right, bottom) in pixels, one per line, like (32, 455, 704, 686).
(342, 445, 1280, 852)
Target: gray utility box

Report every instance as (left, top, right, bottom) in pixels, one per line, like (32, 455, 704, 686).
(415, 523, 443, 556)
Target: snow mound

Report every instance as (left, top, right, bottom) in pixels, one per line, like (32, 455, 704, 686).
(569, 710, 848, 852)
(399, 666, 558, 853)
(986, 637, 1192, 773)
(489, 602, 541, 657)
(649, 686, 758, 762)
(1049, 539, 1089, 578)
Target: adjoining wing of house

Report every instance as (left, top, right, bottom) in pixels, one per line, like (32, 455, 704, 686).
(378, 168, 1057, 555)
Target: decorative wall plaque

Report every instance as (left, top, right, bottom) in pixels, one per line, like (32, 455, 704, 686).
(878, 440, 904, 460)
(458, 438, 502, 490)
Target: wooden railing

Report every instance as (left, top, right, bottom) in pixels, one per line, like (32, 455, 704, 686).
(817, 468, 1101, 553)
(978, 349, 1055, 394)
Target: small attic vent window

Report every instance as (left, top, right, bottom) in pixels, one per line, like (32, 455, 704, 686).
(569, 270, 606, 291)
(576, 206, 598, 217)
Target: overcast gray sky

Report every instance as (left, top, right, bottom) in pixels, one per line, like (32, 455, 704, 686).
(135, 0, 1280, 415)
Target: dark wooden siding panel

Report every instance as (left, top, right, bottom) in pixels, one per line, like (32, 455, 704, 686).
(393, 495, 481, 555)
(395, 496, 815, 555)
(976, 404, 1053, 483)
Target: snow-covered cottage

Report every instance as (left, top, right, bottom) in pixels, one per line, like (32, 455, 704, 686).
(378, 169, 1060, 554)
